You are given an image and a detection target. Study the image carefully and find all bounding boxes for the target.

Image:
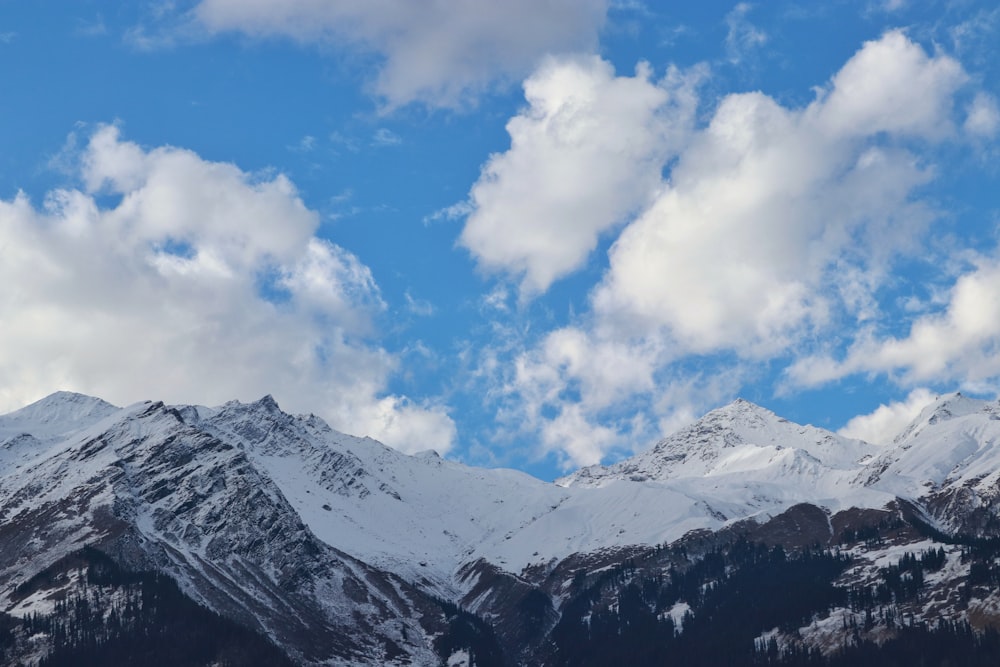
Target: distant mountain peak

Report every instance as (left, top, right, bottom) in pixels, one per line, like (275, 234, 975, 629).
(217, 394, 270, 409)
(892, 391, 993, 445)
(17, 390, 117, 412)
(0, 390, 121, 439)
(560, 396, 876, 492)
(702, 397, 785, 423)
(254, 394, 281, 412)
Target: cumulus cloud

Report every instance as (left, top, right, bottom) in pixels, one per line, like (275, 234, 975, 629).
(591, 30, 960, 356)
(814, 30, 966, 140)
(501, 324, 743, 468)
(0, 125, 455, 454)
(508, 327, 661, 465)
(484, 31, 979, 466)
(459, 55, 701, 296)
(191, 0, 608, 109)
(788, 259, 1000, 389)
(538, 404, 620, 469)
(511, 329, 752, 468)
(837, 388, 935, 445)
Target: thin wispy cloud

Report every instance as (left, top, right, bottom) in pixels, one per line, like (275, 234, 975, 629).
(724, 3, 767, 64)
(371, 128, 402, 147)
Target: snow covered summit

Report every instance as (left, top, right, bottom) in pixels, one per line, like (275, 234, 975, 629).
(561, 398, 879, 489)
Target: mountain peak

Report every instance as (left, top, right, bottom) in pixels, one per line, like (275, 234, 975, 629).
(924, 391, 987, 418)
(254, 394, 281, 412)
(14, 390, 116, 412)
(0, 391, 121, 438)
(697, 397, 786, 431)
(560, 395, 877, 492)
(892, 391, 993, 445)
(216, 394, 284, 417)
(702, 397, 777, 419)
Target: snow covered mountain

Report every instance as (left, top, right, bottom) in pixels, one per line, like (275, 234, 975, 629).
(0, 395, 446, 665)
(861, 392, 1000, 536)
(560, 398, 891, 515)
(3, 390, 1000, 665)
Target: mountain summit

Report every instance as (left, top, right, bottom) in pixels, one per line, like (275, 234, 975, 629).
(563, 398, 873, 482)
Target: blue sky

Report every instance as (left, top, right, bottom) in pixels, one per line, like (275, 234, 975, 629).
(1, 1, 999, 480)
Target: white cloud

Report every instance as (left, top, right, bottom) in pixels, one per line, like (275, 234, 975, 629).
(506, 326, 659, 457)
(788, 259, 1000, 389)
(494, 319, 755, 468)
(351, 395, 456, 456)
(459, 55, 701, 296)
(481, 285, 512, 314)
(592, 31, 959, 356)
(485, 32, 978, 466)
(965, 92, 1000, 137)
(837, 388, 935, 445)
(0, 125, 454, 455)
(724, 3, 767, 64)
(948, 7, 1000, 61)
(539, 404, 620, 468)
(878, 0, 908, 12)
(371, 128, 402, 147)
(814, 30, 965, 140)
(520, 327, 660, 412)
(191, 0, 609, 109)
(289, 135, 316, 153)
(404, 292, 435, 317)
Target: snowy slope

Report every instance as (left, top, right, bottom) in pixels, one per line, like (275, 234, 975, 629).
(191, 396, 888, 583)
(0, 394, 445, 665)
(562, 399, 879, 486)
(0, 393, 911, 590)
(864, 393, 1000, 492)
(196, 396, 571, 591)
(0, 391, 121, 473)
(860, 392, 1000, 535)
(558, 399, 893, 534)
(0, 391, 119, 440)
(8, 389, 1000, 662)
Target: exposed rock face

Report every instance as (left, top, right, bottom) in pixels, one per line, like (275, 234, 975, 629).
(0, 397, 441, 665)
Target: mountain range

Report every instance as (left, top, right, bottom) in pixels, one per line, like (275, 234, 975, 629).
(2, 390, 1000, 665)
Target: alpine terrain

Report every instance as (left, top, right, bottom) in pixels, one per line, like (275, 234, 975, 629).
(3, 391, 1000, 665)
